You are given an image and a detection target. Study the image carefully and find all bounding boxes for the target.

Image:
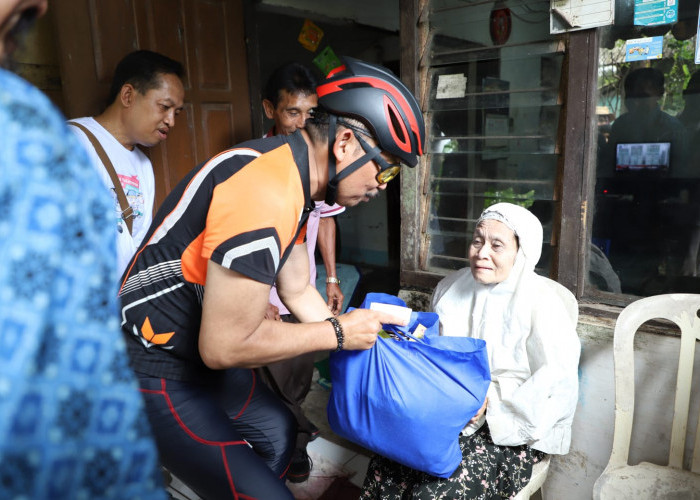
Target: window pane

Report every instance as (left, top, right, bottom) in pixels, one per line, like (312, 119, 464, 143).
(589, 4, 699, 296)
(425, 0, 562, 275)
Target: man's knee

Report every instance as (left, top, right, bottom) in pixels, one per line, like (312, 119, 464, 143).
(262, 400, 297, 472)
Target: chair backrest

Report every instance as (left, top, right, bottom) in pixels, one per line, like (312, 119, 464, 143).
(608, 294, 700, 472)
(540, 277, 579, 325)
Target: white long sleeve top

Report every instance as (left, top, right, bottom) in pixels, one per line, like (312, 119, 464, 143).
(431, 203, 581, 455)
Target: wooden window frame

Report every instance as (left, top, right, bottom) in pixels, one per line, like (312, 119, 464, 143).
(398, 0, 607, 302)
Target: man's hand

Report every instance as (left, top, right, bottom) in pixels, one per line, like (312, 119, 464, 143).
(265, 303, 281, 321)
(326, 282, 344, 316)
(335, 308, 408, 351)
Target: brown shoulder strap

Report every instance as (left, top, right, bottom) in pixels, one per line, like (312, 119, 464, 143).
(68, 121, 134, 235)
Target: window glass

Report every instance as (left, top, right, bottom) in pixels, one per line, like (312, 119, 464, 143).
(425, 0, 563, 276)
(590, 3, 699, 296)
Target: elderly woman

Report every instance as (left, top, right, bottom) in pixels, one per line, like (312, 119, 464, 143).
(361, 203, 580, 499)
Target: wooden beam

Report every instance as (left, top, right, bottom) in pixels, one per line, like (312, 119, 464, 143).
(556, 29, 599, 298)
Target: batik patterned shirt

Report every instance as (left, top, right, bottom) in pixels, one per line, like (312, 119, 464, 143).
(0, 69, 166, 499)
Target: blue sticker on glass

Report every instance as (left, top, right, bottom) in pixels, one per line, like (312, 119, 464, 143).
(634, 0, 678, 26)
(624, 36, 664, 62)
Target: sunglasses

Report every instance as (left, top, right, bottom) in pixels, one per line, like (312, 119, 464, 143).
(374, 154, 402, 184)
(336, 118, 402, 184)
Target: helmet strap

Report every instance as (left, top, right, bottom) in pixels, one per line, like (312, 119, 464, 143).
(326, 114, 338, 180)
(324, 129, 382, 205)
(325, 114, 339, 205)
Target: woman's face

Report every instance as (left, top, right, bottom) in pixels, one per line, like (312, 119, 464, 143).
(468, 219, 519, 284)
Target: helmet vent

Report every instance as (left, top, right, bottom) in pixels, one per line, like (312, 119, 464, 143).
(339, 82, 372, 90)
(387, 106, 406, 144)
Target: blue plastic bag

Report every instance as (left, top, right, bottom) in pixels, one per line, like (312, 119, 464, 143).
(327, 293, 491, 478)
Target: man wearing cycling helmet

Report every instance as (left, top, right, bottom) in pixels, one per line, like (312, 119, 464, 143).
(118, 56, 425, 499)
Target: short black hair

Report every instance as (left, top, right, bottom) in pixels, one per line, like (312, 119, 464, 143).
(306, 109, 329, 145)
(263, 62, 318, 107)
(624, 67, 664, 99)
(107, 50, 184, 105)
(306, 108, 376, 150)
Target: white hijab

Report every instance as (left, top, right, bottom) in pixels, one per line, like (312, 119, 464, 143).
(432, 202, 544, 354)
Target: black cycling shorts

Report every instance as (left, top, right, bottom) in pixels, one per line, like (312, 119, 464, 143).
(137, 368, 296, 499)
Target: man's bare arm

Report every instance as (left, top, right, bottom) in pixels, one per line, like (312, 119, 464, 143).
(276, 243, 331, 321)
(199, 257, 407, 370)
(318, 216, 344, 315)
(199, 260, 336, 369)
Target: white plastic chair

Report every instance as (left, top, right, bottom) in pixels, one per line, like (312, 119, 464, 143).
(513, 455, 551, 500)
(593, 294, 700, 499)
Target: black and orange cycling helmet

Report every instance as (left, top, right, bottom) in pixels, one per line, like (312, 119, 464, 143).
(315, 57, 425, 204)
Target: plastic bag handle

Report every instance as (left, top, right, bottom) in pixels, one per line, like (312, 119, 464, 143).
(383, 325, 425, 344)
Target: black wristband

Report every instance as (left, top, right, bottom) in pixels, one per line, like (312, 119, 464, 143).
(326, 317, 344, 352)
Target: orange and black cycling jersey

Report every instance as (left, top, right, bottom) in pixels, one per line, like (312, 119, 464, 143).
(119, 132, 314, 381)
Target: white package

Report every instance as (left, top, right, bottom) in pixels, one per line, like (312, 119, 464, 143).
(369, 302, 412, 324)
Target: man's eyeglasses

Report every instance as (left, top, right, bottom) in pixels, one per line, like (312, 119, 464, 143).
(374, 154, 402, 184)
(335, 118, 402, 184)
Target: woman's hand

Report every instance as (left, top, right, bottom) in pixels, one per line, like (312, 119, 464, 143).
(469, 397, 488, 424)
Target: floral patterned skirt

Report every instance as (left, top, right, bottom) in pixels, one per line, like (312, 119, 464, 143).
(360, 424, 545, 500)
